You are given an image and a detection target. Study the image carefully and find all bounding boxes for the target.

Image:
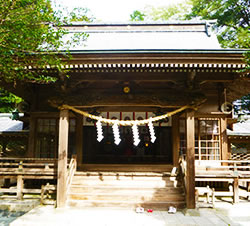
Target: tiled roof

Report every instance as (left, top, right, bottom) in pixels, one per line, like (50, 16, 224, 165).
(227, 118, 250, 136)
(63, 21, 222, 51)
(0, 115, 23, 132)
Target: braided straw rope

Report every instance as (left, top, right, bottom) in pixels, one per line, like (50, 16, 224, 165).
(60, 104, 193, 126)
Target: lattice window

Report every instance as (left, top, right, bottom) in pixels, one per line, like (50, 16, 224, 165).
(36, 119, 58, 158)
(195, 119, 220, 160)
(179, 118, 221, 160)
(36, 118, 76, 158)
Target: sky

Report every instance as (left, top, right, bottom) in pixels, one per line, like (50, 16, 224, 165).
(54, 0, 185, 22)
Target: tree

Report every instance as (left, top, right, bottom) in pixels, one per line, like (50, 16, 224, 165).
(0, 0, 91, 83)
(0, 0, 91, 112)
(130, 2, 190, 22)
(234, 94, 250, 116)
(186, 0, 249, 49)
(186, 0, 250, 115)
(130, 10, 145, 21)
(0, 88, 22, 112)
(143, 3, 190, 21)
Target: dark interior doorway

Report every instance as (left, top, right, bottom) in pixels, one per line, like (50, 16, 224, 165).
(82, 126, 172, 164)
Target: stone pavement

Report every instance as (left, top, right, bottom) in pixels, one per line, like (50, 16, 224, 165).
(9, 200, 250, 226)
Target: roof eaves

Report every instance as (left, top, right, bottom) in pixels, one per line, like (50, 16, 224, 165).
(67, 49, 247, 55)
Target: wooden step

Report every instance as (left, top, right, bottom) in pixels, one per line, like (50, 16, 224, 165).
(67, 170, 185, 210)
(78, 164, 173, 172)
(74, 171, 172, 177)
(69, 186, 184, 194)
(72, 175, 173, 181)
(67, 199, 186, 210)
(71, 180, 176, 188)
(68, 193, 185, 202)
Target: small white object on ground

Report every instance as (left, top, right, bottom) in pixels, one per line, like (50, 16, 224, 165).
(168, 206, 177, 214)
(135, 207, 144, 213)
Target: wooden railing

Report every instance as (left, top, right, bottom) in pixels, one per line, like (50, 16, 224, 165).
(66, 155, 77, 194)
(0, 157, 58, 200)
(195, 160, 250, 203)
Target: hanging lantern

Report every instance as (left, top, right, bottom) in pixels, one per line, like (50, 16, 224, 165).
(132, 123, 140, 146)
(148, 119, 156, 143)
(96, 120, 104, 142)
(112, 122, 121, 145)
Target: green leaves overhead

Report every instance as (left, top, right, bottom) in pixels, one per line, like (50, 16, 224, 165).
(0, 0, 89, 83)
(186, 0, 250, 48)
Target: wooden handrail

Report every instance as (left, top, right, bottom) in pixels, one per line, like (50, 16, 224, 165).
(66, 155, 77, 194)
(196, 160, 250, 164)
(0, 157, 58, 162)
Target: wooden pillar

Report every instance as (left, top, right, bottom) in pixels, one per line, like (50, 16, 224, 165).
(27, 116, 36, 157)
(76, 114, 83, 169)
(57, 109, 69, 208)
(172, 115, 180, 166)
(220, 117, 229, 161)
(185, 110, 195, 209)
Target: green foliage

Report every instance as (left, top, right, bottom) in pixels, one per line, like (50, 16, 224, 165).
(68, 8, 95, 23)
(130, 10, 145, 21)
(186, 0, 250, 114)
(0, 0, 89, 84)
(0, 0, 92, 112)
(186, 0, 250, 48)
(234, 94, 250, 115)
(143, 3, 190, 21)
(0, 88, 22, 113)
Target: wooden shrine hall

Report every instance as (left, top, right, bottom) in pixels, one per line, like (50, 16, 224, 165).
(0, 21, 249, 209)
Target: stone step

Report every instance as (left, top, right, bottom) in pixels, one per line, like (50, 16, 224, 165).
(67, 199, 186, 210)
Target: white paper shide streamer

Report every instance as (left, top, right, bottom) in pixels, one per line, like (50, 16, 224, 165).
(132, 123, 140, 146)
(96, 120, 104, 142)
(112, 122, 121, 145)
(148, 118, 156, 143)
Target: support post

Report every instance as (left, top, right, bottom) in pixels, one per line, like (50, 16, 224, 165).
(76, 114, 83, 170)
(233, 177, 239, 204)
(220, 117, 229, 161)
(57, 109, 69, 208)
(17, 175, 23, 200)
(186, 110, 195, 209)
(172, 115, 180, 166)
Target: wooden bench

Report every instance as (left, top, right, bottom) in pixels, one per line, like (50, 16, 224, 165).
(195, 160, 250, 204)
(195, 185, 215, 207)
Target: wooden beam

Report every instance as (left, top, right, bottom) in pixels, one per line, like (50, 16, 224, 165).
(220, 117, 229, 161)
(172, 115, 180, 167)
(57, 109, 69, 208)
(186, 110, 196, 209)
(49, 92, 206, 109)
(76, 114, 83, 169)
